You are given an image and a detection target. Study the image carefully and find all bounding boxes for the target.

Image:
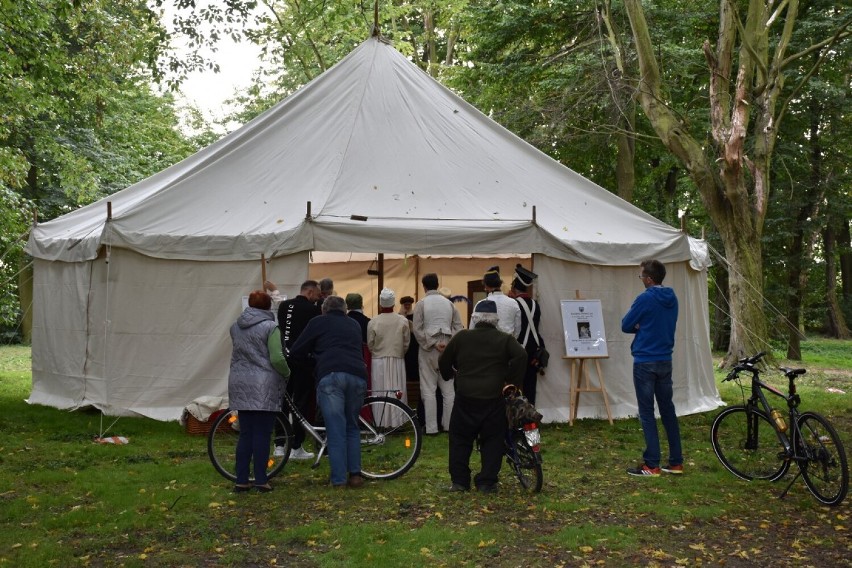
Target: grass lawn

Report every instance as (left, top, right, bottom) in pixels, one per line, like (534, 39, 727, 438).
(0, 341, 850, 567)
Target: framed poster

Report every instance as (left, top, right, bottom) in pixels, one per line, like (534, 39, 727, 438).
(560, 299, 608, 358)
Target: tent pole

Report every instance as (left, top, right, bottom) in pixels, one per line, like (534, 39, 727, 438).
(261, 254, 267, 287)
(377, 253, 384, 311)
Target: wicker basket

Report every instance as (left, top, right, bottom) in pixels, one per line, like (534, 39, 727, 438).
(184, 409, 228, 436)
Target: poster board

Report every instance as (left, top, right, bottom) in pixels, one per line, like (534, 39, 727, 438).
(560, 299, 608, 358)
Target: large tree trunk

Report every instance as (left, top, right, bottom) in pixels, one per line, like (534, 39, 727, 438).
(624, 0, 778, 364)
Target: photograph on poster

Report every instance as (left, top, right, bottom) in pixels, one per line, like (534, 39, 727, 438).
(560, 299, 608, 358)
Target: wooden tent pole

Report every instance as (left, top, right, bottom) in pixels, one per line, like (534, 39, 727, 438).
(261, 254, 267, 288)
(377, 253, 385, 311)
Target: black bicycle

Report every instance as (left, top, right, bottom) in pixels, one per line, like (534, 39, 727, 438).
(710, 352, 848, 506)
(503, 385, 543, 493)
(208, 389, 422, 483)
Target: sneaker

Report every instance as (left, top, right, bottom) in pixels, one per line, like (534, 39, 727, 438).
(273, 446, 287, 457)
(627, 463, 661, 477)
(290, 447, 315, 460)
(476, 484, 498, 494)
(348, 474, 364, 488)
(661, 464, 684, 475)
(448, 483, 469, 492)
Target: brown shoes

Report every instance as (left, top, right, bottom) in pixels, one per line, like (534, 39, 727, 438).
(347, 474, 364, 488)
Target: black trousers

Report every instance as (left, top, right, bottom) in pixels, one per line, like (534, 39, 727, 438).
(448, 395, 507, 489)
(276, 360, 314, 449)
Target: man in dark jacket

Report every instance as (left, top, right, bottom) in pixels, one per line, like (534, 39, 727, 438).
(621, 259, 682, 477)
(276, 280, 321, 460)
(289, 296, 369, 488)
(438, 300, 527, 493)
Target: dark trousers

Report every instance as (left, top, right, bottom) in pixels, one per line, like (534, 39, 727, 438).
(448, 395, 507, 489)
(522, 363, 538, 406)
(235, 410, 276, 485)
(277, 361, 314, 449)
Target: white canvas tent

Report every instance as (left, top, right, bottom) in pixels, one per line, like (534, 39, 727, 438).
(25, 36, 721, 422)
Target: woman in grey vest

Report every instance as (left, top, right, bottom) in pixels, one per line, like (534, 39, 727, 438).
(228, 290, 291, 492)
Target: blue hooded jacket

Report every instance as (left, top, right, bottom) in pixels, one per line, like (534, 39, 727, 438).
(621, 286, 678, 363)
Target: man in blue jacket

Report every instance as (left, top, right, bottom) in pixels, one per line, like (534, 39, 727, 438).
(289, 295, 369, 488)
(621, 259, 683, 477)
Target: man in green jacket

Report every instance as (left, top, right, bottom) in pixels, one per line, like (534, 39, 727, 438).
(438, 300, 527, 493)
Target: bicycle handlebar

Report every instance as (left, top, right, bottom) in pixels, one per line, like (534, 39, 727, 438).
(722, 351, 767, 382)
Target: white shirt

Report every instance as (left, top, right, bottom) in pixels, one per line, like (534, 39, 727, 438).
(476, 291, 521, 338)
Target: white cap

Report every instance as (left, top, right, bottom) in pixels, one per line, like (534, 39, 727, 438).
(379, 288, 395, 308)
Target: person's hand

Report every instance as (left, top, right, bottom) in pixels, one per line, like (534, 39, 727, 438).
(264, 280, 278, 292)
(435, 342, 447, 352)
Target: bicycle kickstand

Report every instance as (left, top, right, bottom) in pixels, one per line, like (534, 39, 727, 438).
(778, 469, 801, 500)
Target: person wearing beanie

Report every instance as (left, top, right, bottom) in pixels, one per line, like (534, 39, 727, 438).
(345, 292, 372, 390)
(345, 293, 370, 343)
(412, 273, 464, 434)
(367, 289, 411, 422)
(397, 295, 420, 392)
(474, 266, 521, 338)
(509, 264, 545, 405)
(438, 300, 527, 494)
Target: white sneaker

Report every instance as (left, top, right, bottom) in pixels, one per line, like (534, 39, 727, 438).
(290, 447, 315, 460)
(273, 446, 287, 457)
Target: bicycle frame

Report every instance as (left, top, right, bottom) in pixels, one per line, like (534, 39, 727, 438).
(279, 388, 413, 469)
(741, 370, 800, 459)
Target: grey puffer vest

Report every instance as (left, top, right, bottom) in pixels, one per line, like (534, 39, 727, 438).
(228, 307, 285, 411)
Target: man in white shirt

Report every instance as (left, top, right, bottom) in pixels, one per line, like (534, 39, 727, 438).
(474, 266, 521, 338)
(412, 273, 464, 434)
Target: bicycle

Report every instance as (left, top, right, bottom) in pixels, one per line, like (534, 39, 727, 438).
(208, 389, 422, 483)
(710, 352, 849, 506)
(503, 385, 543, 493)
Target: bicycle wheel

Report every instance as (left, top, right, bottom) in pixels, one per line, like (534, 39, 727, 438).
(796, 412, 849, 506)
(508, 432, 543, 493)
(359, 396, 422, 480)
(711, 406, 789, 481)
(207, 410, 292, 482)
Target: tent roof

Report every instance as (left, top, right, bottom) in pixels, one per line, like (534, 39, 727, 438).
(27, 36, 691, 266)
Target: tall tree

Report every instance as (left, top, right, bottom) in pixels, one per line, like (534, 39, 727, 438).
(623, 0, 851, 364)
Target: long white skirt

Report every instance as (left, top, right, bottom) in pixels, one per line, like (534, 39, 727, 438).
(370, 356, 408, 427)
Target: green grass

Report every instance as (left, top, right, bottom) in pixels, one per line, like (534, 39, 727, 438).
(0, 340, 850, 567)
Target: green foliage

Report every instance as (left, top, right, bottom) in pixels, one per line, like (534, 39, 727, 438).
(0, 343, 849, 566)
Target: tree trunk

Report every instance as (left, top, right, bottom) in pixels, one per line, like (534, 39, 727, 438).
(840, 220, 852, 308)
(624, 0, 773, 364)
(19, 258, 34, 344)
(824, 224, 851, 338)
(599, 2, 636, 202)
(711, 264, 730, 351)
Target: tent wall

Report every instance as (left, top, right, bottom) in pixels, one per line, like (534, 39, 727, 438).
(28, 250, 309, 420)
(535, 256, 721, 421)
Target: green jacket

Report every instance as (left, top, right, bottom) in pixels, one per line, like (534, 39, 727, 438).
(438, 324, 527, 400)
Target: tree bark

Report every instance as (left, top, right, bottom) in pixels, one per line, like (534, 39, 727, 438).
(840, 220, 852, 308)
(624, 0, 774, 364)
(599, 1, 636, 202)
(824, 224, 851, 339)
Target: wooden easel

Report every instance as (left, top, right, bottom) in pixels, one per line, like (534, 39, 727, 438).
(568, 356, 613, 425)
(567, 290, 613, 425)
